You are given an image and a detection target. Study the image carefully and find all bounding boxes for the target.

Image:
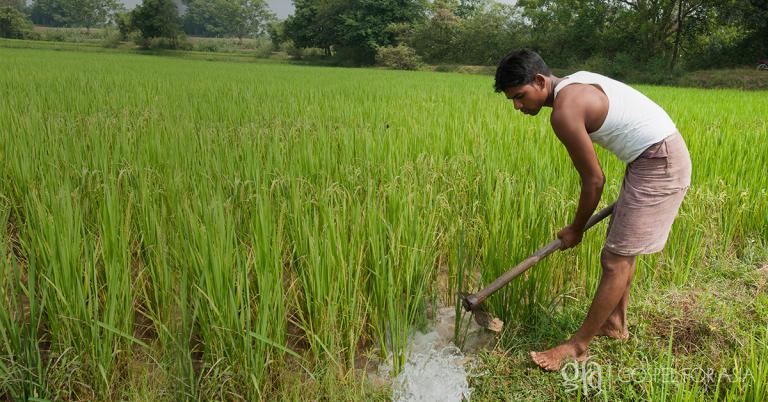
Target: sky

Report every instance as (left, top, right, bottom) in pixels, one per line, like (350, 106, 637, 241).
(118, 0, 517, 20)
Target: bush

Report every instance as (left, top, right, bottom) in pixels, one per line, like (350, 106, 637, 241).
(177, 39, 193, 51)
(0, 6, 32, 39)
(376, 45, 421, 70)
(253, 41, 272, 59)
(192, 38, 219, 52)
(100, 27, 122, 48)
(281, 40, 301, 58)
(34, 26, 108, 43)
(101, 31, 123, 49)
(145, 35, 189, 50)
(187, 37, 273, 56)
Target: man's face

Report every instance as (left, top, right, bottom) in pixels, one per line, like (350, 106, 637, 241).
(502, 75, 548, 116)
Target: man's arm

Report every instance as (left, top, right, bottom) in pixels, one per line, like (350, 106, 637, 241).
(550, 94, 606, 249)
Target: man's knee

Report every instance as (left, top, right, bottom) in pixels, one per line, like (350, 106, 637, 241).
(600, 248, 636, 275)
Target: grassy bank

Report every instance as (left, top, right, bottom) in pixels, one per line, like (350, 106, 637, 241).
(423, 64, 768, 90)
(0, 46, 766, 400)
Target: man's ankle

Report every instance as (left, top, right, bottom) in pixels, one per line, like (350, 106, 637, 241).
(603, 316, 623, 329)
(566, 338, 589, 355)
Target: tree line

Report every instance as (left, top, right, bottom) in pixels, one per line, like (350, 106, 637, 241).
(2, 0, 766, 76)
(277, 0, 767, 76)
(1, 0, 274, 47)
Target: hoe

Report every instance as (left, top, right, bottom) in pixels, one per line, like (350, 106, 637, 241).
(461, 203, 616, 332)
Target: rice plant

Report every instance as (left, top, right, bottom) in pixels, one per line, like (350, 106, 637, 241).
(0, 46, 765, 400)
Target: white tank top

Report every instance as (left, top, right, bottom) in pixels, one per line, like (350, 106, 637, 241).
(553, 71, 677, 163)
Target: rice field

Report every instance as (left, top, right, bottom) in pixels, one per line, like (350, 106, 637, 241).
(0, 46, 766, 401)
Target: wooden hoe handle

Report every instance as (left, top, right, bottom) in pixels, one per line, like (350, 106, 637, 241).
(462, 203, 615, 312)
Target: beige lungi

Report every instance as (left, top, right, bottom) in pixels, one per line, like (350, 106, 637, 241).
(604, 132, 692, 256)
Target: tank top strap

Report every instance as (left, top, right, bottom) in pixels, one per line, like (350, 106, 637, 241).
(553, 72, 588, 100)
(552, 77, 571, 99)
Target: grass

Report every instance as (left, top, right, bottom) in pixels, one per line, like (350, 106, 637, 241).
(678, 68, 768, 90)
(471, 242, 768, 401)
(0, 45, 766, 400)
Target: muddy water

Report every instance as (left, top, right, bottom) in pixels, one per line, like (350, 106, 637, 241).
(376, 307, 495, 401)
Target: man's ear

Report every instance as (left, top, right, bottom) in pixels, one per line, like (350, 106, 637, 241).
(534, 74, 547, 89)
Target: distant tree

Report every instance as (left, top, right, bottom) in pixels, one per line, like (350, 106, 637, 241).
(0, 5, 32, 38)
(425, 0, 489, 17)
(30, 0, 67, 26)
(409, 5, 460, 63)
(266, 20, 285, 49)
(336, 0, 426, 63)
(280, 0, 763, 71)
(285, 0, 426, 64)
(454, 2, 520, 65)
(30, 0, 119, 28)
(70, 0, 121, 29)
(183, 0, 273, 40)
(114, 10, 132, 39)
(604, 0, 720, 70)
(283, 0, 336, 55)
(516, 0, 610, 67)
(130, 0, 182, 47)
(0, 0, 26, 12)
(708, 0, 768, 65)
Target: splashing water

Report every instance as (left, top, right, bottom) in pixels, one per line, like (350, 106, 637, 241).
(389, 333, 472, 401)
(376, 307, 494, 401)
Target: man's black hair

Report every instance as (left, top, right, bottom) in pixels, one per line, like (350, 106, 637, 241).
(494, 49, 551, 93)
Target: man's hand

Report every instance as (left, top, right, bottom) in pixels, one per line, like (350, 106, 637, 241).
(557, 225, 584, 250)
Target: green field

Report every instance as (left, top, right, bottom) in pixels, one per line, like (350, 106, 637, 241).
(0, 47, 766, 401)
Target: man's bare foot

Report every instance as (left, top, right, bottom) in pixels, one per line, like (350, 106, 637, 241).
(597, 320, 629, 340)
(530, 342, 587, 371)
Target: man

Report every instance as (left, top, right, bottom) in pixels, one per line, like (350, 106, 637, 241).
(494, 49, 691, 371)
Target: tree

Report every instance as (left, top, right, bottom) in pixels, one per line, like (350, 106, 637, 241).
(453, 2, 521, 65)
(405, 0, 521, 65)
(30, 0, 67, 26)
(285, 0, 426, 64)
(183, 0, 273, 40)
(284, 0, 337, 56)
(455, 0, 487, 19)
(516, 0, 611, 67)
(71, 0, 120, 29)
(698, 0, 768, 66)
(0, 5, 32, 38)
(115, 10, 133, 39)
(229, 0, 274, 39)
(266, 20, 286, 49)
(410, 5, 461, 63)
(280, 0, 761, 71)
(0, 0, 26, 12)
(335, 0, 426, 63)
(32, 0, 121, 28)
(605, 0, 719, 70)
(130, 0, 182, 47)
(30, 0, 119, 28)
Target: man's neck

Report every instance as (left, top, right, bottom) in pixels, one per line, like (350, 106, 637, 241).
(544, 75, 563, 107)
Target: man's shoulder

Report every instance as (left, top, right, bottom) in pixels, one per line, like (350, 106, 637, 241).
(553, 84, 602, 112)
(552, 79, 610, 130)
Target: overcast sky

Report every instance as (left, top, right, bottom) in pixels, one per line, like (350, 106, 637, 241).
(118, 0, 516, 20)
